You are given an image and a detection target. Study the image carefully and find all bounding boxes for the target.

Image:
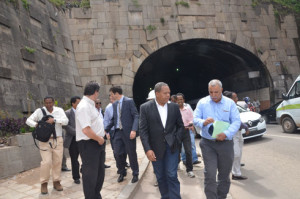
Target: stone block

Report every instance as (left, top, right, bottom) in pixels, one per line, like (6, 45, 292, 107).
(268, 26, 277, 39)
(20, 145, 41, 171)
(286, 49, 297, 56)
(116, 29, 129, 39)
(29, 5, 44, 23)
(20, 99, 36, 113)
(72, 8, 92, 19)
(62, 35, 73, 51)
(107, 66, 123, 75)
(0, 146, 23, 179)
(286, 29, 298, 39)
(108, 75, 122, 85)
(89, 54, 107, 61)
(20, 48, 35, 63)
(104, 39, 114, 48)
(133, 50, 142, 58)
(102, 59, 120, 67)
(141, 44, 153, 55)
(165, 30, 180, 44)
(0, 15, 10, 28)
(178, 4, 215, 16)
(123, 68, 135, 78)
(0, 67, 12, 79)
(128, 5, 143, 12)
(74, 75, 82, 87)
(217, 27, 225, 33)
(162, 0, 171, 6)
(128, 12, 143, 26)
(41, 41, 54, 52)
(193, 21, 206, 29)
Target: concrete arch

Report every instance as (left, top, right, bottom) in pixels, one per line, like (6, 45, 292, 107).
(133, 38, 271, 108)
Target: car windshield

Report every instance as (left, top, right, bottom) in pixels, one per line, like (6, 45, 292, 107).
(237, 105, 247, 113)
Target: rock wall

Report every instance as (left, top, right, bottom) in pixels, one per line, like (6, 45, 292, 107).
(65, 0, 300, 106)
(0, 0, 82, 116)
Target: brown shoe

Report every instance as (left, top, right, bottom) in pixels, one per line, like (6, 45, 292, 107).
(53, 181, 63, 191)
(41, 183, 48, 194)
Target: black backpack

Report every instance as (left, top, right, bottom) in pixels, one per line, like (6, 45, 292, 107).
(32, 108, 57, 151)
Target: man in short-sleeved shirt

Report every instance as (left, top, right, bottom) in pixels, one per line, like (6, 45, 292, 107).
(76, 81, 105, 199)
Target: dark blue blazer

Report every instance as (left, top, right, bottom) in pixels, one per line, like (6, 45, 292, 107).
(105, 96, 139, 138)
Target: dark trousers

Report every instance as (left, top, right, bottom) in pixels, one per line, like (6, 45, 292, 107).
(113, 129, 139, 176)
(69, 137, 80, 180)
(110, 130, 127, 165)
(181, 128, 193, 172)
(200, 138, 234, 199)
(78, 140, 105, 199)
(152, 143, 181, 199)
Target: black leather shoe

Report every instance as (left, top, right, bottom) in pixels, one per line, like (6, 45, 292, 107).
(125, 162, 130, 168)
(118, 173, 126, 183)
(61, 167, 71, 172)
(74, 179, 80, 184)
(131, 175, 139, 183)
(232, 175, 248, 180)
(193, 160, 201, 165)
(241, 163, 245, 167)
(104, 164, 111, 169)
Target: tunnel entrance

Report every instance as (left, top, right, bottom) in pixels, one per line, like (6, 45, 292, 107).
(133, 39, 270, 108)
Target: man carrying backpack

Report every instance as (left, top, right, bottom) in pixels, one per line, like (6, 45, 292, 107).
(26, 96, 69, 195)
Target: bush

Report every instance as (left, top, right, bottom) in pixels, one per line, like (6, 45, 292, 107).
(0, 117, 34, 138)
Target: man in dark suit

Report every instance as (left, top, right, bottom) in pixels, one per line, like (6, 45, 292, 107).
(139, 82, 184, 199)
(63, 96, 81, 184)
(105, 86, 139, 183)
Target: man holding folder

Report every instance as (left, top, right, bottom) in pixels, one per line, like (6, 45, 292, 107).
(193, 79, 241, 199)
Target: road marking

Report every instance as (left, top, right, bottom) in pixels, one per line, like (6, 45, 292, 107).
(266, 134, 300, 140)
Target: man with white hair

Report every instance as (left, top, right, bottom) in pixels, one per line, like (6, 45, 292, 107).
(193, 79, 241, 199)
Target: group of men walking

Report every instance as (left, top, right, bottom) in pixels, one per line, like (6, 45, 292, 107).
(26, 78, 249, 199)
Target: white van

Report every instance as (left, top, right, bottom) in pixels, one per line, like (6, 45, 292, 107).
(276, 75, 300, 133)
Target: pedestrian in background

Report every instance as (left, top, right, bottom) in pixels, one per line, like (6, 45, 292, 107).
(140, 82, 184, 199)
(26, 96, 68, 194)
(63, 96, 81, 184)
(223, 91, 249, 180)
(253, 98, 260, 113)
(75, 81, 106, 199)
(176, 93, 197, 178)
(105, 86, 139, 183)
(95, 98, 111, 169)
(193, 79, 240, 199)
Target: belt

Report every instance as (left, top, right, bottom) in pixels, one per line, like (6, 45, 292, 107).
(202, 137, 231, 142)
(115, 128, 123, 131)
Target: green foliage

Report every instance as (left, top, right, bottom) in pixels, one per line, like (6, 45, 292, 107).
(146, 25, 157, 33)
(160, 18, 165, 26)
(24, 46, 36, 54)
(252, 0, 300, 14)
(80, 0, 90, 8)
(132, 0, 140, 7)
(49, 0, 65, 7)
(175, 1, 190, 8)
(21, 0, 29, 10)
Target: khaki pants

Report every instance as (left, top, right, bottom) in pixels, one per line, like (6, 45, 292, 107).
(39, 137, 63, 184)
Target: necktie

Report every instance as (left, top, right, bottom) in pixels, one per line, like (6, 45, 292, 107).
(118, 101, 122, 129)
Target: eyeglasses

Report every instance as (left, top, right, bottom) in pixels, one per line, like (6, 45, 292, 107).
(96, 102, 101, 105)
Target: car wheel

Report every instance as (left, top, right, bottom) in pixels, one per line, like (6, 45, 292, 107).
(281, 117, 297, 134)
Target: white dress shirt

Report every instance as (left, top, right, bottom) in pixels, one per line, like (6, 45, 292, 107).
(26, 106, 69, 137)
(76, 96, 105, 141)
(155, 99, 168, 128)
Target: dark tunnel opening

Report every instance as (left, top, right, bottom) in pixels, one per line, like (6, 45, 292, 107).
(133, 39, 270, 108)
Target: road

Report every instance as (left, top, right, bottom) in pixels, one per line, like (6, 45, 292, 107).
(134, 124, 300, 199)
(230, 124, 300, 199)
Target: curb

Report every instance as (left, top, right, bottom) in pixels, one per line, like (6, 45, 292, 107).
(117, 155, 150, 199)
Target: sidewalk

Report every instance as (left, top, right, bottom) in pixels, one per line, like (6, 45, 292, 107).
(0, 138, 147, 199)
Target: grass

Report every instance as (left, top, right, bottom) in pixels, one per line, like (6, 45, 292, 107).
(146, 25, 156, 33)
(175, 1, 190, 8)
(24, 46, 36, 54)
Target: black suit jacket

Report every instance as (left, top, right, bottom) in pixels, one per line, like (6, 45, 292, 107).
(105, 96, 139, 138)
(63, 108, 76, 148)
(139, 100, 184, 160)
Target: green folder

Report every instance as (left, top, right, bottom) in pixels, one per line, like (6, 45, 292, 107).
(211, 121, 230, 138)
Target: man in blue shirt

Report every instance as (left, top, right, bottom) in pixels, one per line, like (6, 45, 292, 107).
(194, 79, 241, 199)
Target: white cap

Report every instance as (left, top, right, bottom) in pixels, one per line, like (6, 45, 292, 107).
(147, 90, 155, 100)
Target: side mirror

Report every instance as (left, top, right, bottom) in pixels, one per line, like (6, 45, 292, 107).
(282, 93, 288, 100)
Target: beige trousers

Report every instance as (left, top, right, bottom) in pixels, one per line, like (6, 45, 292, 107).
(39, 137, 63, 184)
